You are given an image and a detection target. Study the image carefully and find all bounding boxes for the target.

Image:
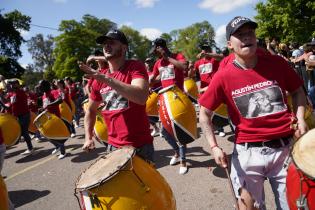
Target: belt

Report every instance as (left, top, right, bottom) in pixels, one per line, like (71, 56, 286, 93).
(239, 136, 292, 149)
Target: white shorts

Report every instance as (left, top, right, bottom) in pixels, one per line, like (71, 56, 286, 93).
(230, 142, 290, 209)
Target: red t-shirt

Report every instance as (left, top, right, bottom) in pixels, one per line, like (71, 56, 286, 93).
(42, 90, 61, 117)
(7, 89, 29, 117)
(90, 60, 153, 148)
(27, 92, 38, 113)
(152, 53, 186, 90)
(194, 57, 219, 88)
(199, 53, 303, 143)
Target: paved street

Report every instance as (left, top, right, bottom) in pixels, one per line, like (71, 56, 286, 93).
(3, 121, 276, 210)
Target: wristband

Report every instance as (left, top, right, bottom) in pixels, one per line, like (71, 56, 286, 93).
(210, 145, 219, 150)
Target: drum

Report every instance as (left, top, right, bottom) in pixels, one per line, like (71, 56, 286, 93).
(0, 113, 21, 146)
(28, 111, 38, 134)
(286, 129, 315, 210)
(82, 98, 89, 113)
(146, 92, 159, 117)
(287, 95, 315, 129)
(70, 99, 76, 116)
(159, 85, 197, 144)
(75, 147, 176, 210)
(59, 101, 73, 123)
(34, 111, 70, 140)
(0, 176, 9, 210)
(93, 114, 108, 145)
(183, 78, 198, 103)
(212, 103, 230, 128)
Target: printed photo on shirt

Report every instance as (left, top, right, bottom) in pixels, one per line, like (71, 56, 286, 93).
(159, 65, 175, 80)
(199, 63, 213, 74)
(233, 86, 287, 118)
(101, 89, 128, 111)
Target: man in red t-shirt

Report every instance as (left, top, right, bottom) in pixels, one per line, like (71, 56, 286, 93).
(199, 16, 307, 209)
(150, 38, 189, 174)
(78, 29, 154, 162)
(7, 79, 34, 155)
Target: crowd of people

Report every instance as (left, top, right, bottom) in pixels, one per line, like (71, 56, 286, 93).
(1, 15, 315, 210)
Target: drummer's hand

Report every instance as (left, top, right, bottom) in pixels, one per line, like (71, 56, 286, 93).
(82, 139, 95, 152)
(212, 146, 228, 168)
(78, 61, 97, 74)
(294, 118, 308, 139)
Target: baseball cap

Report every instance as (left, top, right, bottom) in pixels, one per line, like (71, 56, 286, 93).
(96, 29, 128, 45)
(149, 38, 167, 54)
(226, 16, 258, 40)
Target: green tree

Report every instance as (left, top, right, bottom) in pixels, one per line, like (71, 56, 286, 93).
(120, 25, 151, 61)
(170, 21, 215, 61)
(255, 0, 315, 43)
(53, 15, 116, 80)
(0, 10, 31, 78)
(21, 64, 44, 89)
(27, 34, 55, 72)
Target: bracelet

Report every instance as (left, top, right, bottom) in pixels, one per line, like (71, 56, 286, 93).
(210, 145, 219, 150)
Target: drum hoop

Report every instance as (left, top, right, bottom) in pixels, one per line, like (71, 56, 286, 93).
(290, 134, 315, 180)
(75, 147, 136, 191)
(33, 110, 48, 123)
(158, 85, 176, 95)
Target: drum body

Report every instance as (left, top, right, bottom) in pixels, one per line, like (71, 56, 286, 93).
(93, 114, 108, 144)
(75, 147, 176, 210)
(159, 85, 197, 144)
(59, 101, 73, 123)
(34, 111, 70, 140)
(70, 99, 76, 116)
(28, 111, 38, 134)
(286, 129, 315, 210)
(0, 176, 9, 210)
(146, 92, 159, 117)
(0, 113, 21, 146)
(183, 78, 198, 103)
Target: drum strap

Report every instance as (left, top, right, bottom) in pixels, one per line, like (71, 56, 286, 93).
(297, 171, 310, 210)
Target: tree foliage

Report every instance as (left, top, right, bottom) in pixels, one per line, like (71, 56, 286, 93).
(0, 10, 30, 78)
(27, 34, 55, 72)
(169, 21, 215, 61)
(120, 25, 151, 61)
(53, 15, 116, 80)
(21, 64, 44, 89)
(255, 0, 315, 43)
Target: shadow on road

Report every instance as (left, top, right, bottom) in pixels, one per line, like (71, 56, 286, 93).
(9, 189, 50, 208)
(70, 146, 107, 163)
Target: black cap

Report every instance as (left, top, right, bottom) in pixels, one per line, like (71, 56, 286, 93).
(199, 40, 212, 50)
(96, 29, 128, 45)
(149, 38, 167, 54)
(226, 16, 257, 40)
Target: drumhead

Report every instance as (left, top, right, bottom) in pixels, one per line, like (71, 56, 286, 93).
(292, 128, 315, 179)
(75, 147, 136, 191)
(158, 85, 175, 94)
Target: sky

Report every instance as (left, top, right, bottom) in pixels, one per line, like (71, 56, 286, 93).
(2, 0, 261, 67)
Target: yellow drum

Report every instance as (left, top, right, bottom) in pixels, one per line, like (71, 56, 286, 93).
(75, 147, 176, 210)
(0, 176, 9, 210)
(146, 92, 159, 117)
(159, 85, 197, 144)
(0, 113, 21, 146)
(212, 103, 230, 128)
(82, 98, 89, 113)
(287, 95, 315, 129)
(183, 78, 198, 103)
(70, 99, 76, 117)
(28, 111, 38, 134)
(94, 114, 108, 145)
(213, 103, 228, 119)
(59, 101, 73, 123)
(34, 111, 70, 140)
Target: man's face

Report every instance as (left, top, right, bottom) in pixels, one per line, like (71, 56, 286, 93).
(102, 39, 125, 60)
(228, 24, 257, 58)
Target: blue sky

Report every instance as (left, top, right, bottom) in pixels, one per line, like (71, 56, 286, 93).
(2, 0, 261, 66)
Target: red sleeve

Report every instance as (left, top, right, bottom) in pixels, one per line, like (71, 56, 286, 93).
(198, 72, 225, 111)
(176, 53, 186, 62)
(89, 82, 102, 102)
(130, 61, 148, 80)
(152, 60, 160, 77)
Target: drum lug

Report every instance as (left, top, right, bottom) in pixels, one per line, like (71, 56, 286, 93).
(296, 195, 309, 210)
